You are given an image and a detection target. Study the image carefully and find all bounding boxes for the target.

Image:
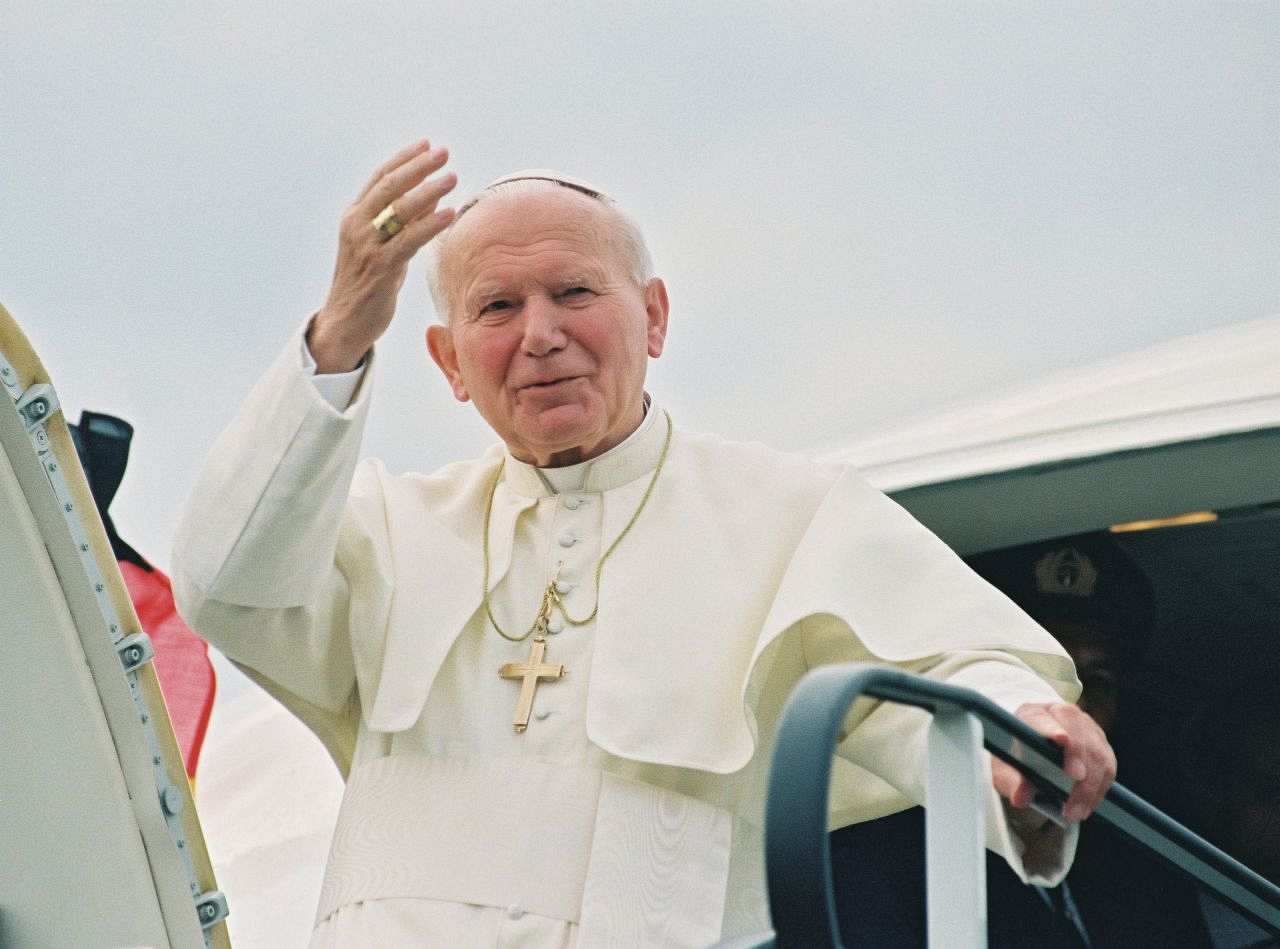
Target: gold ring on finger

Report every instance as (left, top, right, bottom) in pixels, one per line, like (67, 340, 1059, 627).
(372, 204, 404, 241)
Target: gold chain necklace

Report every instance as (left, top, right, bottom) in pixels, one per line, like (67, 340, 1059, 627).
(481, 409, 673, 642)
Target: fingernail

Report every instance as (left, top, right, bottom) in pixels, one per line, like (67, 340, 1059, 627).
(1067, 761, 1086, 781)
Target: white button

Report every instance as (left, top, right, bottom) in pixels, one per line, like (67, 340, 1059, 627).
(555, 579, 575, 595)
(558, 531, 577, 548)
(564, 496, 581, 510)
(547, 618, 564, 634)
(535, 709, 552, 721)
(507, 903, 525, 920)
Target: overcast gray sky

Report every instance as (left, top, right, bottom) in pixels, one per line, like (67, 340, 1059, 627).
(5, 1, 1277, 577)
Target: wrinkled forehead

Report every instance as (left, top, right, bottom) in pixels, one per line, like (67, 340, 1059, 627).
(445, 184, 621, 280)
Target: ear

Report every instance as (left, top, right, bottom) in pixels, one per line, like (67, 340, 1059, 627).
(643, 278, 669, 359)
(426, 323, 470, 402)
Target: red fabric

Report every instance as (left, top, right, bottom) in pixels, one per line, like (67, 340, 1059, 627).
(119, 561, 217, 778)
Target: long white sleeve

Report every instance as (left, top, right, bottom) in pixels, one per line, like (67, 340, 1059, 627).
(172, 321, 379, 771)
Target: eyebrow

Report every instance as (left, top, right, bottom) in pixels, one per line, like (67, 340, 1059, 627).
(466, 267, 605, 304)
(465, 284, 511, 308)
(553, 272, 598, 288)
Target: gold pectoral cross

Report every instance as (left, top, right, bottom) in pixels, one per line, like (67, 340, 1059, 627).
(497, 584, 566, 732)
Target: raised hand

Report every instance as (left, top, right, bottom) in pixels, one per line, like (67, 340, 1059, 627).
(309, 139, 458, 373)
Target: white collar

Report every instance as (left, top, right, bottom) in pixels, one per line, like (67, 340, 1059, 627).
(501, 396, 665, 497)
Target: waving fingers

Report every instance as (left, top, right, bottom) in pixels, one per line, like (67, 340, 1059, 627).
(313, 139, 460, 369)
(359, 145, 451, 222)
(356, 138, 431, 202)
(382, 170, 459, 259)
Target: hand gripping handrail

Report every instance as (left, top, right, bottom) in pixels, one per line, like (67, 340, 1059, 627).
(728, 663, 1280, 948)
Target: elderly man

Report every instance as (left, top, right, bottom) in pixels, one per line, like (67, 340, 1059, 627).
(173, 139, 1115, 946)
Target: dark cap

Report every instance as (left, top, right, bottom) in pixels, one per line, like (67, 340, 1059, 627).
(966, 532, 1155, 665)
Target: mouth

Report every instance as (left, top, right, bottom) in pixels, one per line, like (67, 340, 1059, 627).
(519, 376, 583, 392)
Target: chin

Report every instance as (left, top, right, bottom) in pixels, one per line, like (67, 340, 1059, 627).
(518, 404, 603, 454)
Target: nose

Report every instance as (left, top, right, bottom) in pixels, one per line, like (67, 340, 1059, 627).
(520, 295, 568, 357)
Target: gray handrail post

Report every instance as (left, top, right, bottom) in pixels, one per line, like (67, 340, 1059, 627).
(926, 708, 988, 948)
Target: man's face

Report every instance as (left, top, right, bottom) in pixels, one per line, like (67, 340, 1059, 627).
(427, 189, 668, 467)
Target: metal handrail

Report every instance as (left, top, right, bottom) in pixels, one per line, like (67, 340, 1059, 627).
(739, 663, 1280, 948)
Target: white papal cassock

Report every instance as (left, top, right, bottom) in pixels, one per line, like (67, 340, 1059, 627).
(172, 323, 1083, 947)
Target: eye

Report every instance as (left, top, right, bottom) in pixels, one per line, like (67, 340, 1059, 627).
(560, 286, 594, 302)
(479, 299, 512, 315)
